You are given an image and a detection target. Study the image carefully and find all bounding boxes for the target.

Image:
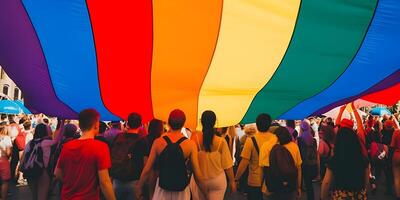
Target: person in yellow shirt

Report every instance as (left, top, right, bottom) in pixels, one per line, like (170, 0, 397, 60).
(235, 113, 275, 200)
(191, 111, 236, 200)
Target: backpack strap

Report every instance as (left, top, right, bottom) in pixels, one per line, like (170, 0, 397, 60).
(176, 137, 187, 145)
(225, 135, 230, 147)
(251, 137, 260, 155)
(163, 136, 172, 144)
(195, 132, 202, 151)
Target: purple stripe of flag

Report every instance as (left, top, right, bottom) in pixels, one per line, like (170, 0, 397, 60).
(0, 0, 77, 118)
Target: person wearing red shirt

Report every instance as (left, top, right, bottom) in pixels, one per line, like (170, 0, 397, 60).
(54, 109, 116, 200)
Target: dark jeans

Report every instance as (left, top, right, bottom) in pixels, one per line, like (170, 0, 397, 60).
(385, 157, 394, 192)
(266, 191, 296, 200)
(370, 159, 384, 185)
(247, 186, 263, 200)
(320, 156, 329, 179)
(10, 144, 20, 180)
(302, 164, 316, 200)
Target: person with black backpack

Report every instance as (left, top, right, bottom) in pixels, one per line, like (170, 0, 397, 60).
(110, 112, 149, 200)
(265, 126, 302, 200)
(298, 120, 319, 200)
(137, 109, 204, 200)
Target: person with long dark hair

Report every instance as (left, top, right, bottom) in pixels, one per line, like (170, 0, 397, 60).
(21, 123, 61, 200)
(191, 110, 236, 199)
(318, 126, 335, 179)
(286, 120, 298, 142)
(147, 119, 164, 148)
(146, 119, 164, 199)
(321, 127, 369, 200)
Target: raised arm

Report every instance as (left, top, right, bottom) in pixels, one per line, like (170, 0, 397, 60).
(336, 105, 347, 125)
(351, 102, 366, 143)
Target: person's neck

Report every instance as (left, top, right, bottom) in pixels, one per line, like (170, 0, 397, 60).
(80, 131, 95, 139)
(169, 129, 182, 134)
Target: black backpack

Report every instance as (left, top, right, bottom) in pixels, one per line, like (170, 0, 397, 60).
(158, 136, 189, 191)
(48, 137, 74, 176)
(298, 137, 318, 179)
(266, 144, 298, 193)
(110, 133, 142, 181)
(299, 137, 318, 166)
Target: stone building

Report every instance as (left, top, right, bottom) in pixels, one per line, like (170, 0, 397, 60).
(0, 65, 23, 100)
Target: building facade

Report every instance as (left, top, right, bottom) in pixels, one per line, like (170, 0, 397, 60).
(0, 65, 23, 100)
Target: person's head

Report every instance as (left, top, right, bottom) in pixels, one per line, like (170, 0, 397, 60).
(256, 113, 272, 132)
(0, 114, 7, 121)
(300, 119, 311, 132)
(0, 124, 8, 136)
(275, 126, 292, 145)
(384, 120, 395, 131)
(19, 117, 27, 125)
(148, 119, 164, 140)
(221, 127, 228, 135)
(201, 110, 217, 152)
(321, 126, 335, 144)
(127, 112, 142, 129)
(168, 109, 186, 131)
(340, 118, 354, 130)
(244, 125, 257, 136)
(23, 121, 31, 131)
(78, 109, 100, 134)
(34, 123, 49, 139)
(286, 120, 295, 129)
(64, 124, 78, 138)
(325, 117, 334, 127)
(8, 116, 15, 124)
(99, 121, 107, 134)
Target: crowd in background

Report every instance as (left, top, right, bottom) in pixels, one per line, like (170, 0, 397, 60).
(0, 103, 398, 200)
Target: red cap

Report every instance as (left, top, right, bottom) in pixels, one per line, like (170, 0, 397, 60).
(340, 118, 354, 129)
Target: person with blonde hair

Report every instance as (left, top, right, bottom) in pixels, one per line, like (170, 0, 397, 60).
(0, 123, 12, 200)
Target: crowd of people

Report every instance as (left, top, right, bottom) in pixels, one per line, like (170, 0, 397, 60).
(0, 102, 398, 200)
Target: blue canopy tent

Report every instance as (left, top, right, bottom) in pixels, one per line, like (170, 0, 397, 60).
(370, 107, 391, 116)
(0, 100, 23, 114)
(14, 100, 32, 114)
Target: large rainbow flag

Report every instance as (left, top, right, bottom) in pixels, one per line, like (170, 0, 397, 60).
(0, 0, 399, 128)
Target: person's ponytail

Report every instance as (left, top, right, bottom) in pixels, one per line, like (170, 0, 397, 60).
(201, 111, 216, 152)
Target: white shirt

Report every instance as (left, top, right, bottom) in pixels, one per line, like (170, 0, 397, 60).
(0, 135, 12, 157)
